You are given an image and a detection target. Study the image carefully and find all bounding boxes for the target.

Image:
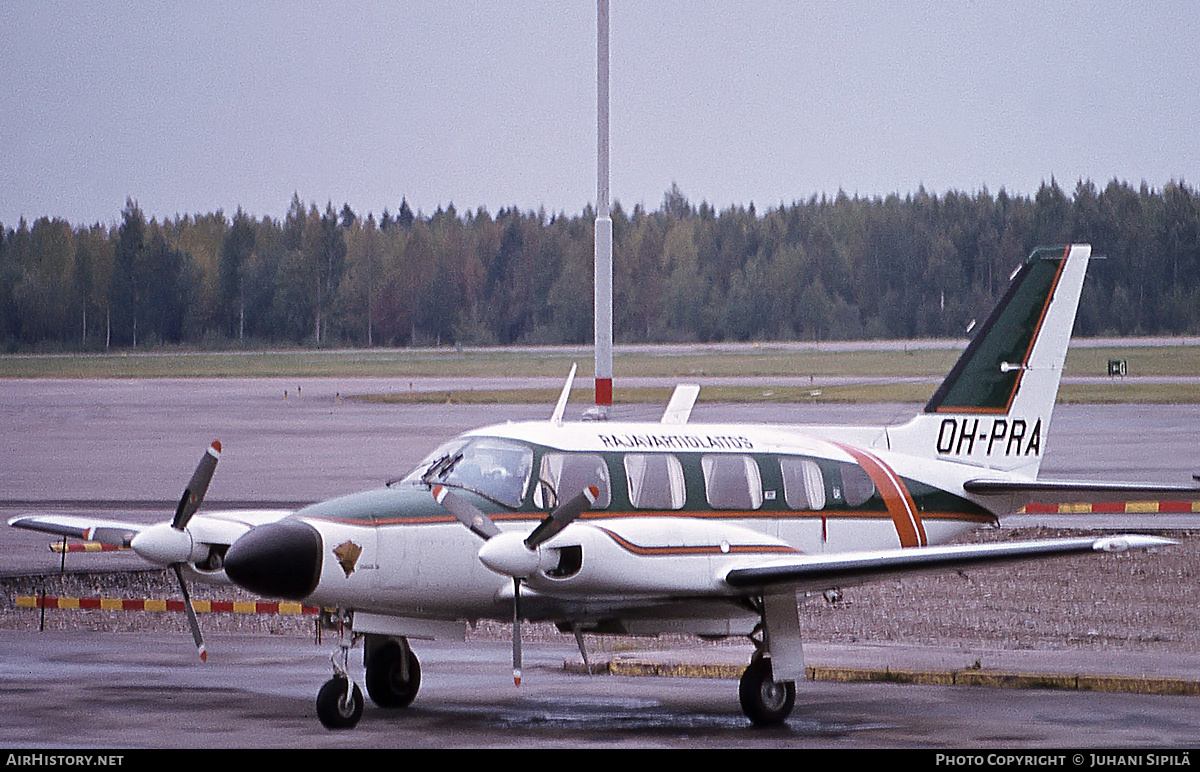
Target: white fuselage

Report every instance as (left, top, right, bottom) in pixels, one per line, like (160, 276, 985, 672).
(265, 419, 997, 632)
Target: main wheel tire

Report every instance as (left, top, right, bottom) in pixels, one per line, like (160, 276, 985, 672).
(365, 641, 421, 708)
(738, 657, 795, 726)
(317, 676, 364, 729)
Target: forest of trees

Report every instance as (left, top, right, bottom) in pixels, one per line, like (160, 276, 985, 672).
(1, 179, 1198, 352)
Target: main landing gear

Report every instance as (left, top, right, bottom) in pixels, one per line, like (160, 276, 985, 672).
(364, 635, 422, 708)
(315, 612, 422, 730)
(738, 654, 795, 727)
(738, 593, 800, 726)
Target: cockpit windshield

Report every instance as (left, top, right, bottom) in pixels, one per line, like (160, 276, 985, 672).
(402, 437, 534, 509)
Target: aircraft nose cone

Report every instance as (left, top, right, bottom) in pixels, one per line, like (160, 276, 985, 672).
(224, 518, 323, 600)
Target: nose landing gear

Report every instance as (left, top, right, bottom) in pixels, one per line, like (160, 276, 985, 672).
(315, 611, 424, 729)
(317, 675, 364, 729)
(317, 609, 365, 730)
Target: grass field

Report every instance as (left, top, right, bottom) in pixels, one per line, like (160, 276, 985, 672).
(359, 381, 1200, 406)
(0, 345, 967, 379)
(2, 341, 1198, 404)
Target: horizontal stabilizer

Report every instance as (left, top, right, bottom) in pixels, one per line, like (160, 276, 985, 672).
(722, 534, 1175, 594)
(964, 479, 1200, 510)
(965, 479, 1200, 498)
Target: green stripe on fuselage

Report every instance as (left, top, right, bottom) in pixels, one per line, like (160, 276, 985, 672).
(296, 445, 990, 525)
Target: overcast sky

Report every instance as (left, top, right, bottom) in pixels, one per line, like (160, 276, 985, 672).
(3, 1, 1198, 227)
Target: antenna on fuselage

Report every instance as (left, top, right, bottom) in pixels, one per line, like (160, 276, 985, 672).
(586, 0, 613, 422)
(550, 364, 577, 425)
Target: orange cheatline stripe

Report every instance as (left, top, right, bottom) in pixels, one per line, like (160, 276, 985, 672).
(595, 527, 799, 557)
(835, 444, 926, 548)
(15, 596, 319, 614)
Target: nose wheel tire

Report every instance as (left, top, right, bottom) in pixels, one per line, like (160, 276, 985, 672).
(738, 656, 795, 726)
(317, 676, 364, 729)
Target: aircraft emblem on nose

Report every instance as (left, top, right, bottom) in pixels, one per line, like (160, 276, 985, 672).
(333, 541, 363, 577)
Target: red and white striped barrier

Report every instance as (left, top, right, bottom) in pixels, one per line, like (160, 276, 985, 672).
(1021, 500, 1200, 515)
(50, 541, 126, 553)
(16, 595, 319, 615)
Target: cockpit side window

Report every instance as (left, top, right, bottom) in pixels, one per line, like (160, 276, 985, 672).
(624, 453, 685, 510)
(780, 457, 827, 510)
(534, 452, 612, 510)
(701, 454, 763, 510)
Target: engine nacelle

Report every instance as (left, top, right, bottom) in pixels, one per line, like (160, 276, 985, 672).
(517, 518, 797, 598)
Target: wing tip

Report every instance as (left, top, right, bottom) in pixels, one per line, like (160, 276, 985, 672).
(1093, 535, 1179, 553)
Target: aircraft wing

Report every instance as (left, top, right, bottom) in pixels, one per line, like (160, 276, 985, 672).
(964, 478, 1200, 509)
(8, 509, 291, 551)
(8, 514, 145, 547)
(721, 534, 1175, 595)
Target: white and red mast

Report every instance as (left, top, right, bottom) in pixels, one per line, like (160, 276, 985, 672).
(593, 0, 613, 419)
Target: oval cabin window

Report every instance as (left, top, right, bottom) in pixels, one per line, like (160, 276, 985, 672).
(624, 454, 686, 509)
(840, 462, 876, 507)
(701, 455, 763, 510)
(534, 452, 612, 509)
(780, 457, 827, 510)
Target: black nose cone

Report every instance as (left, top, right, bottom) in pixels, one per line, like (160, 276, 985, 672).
(224, 518, 323, 600)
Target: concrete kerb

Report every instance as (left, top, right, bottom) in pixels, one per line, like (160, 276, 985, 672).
(565, 652, 1200, 697)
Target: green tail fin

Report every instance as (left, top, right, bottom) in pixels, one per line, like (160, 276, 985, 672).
(888, 244, 1090, 476)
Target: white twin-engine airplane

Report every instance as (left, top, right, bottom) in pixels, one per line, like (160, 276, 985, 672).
(11, 244, 1193, 729)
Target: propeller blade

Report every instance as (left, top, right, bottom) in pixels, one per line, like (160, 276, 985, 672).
(432, 485, 501, 540)
(512, 578, 522, 687)
(525, 485, 599, 550)
(172, 441, 221, 531)
(172, 563, 207, 662)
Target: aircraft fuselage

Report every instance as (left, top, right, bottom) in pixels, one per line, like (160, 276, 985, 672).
(225, 419, 997, 634)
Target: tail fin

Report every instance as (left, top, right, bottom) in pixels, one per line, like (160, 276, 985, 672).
(887, 244, 1090, 477)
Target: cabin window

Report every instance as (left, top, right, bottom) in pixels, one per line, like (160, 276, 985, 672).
(780, 457, 827, 510)
(701, 455, 763, 510)
(624, 454, 686, 510)
(534, 452, 612, 509)
(839, 462, 876, 507)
